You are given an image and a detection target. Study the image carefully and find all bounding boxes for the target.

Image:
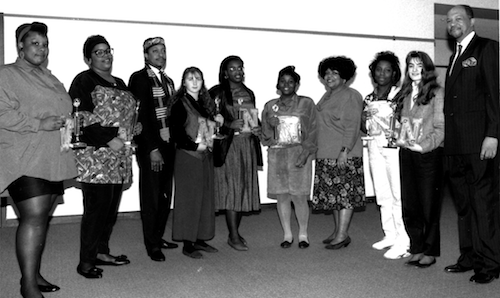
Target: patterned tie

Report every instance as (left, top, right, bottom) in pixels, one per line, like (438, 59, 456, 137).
(160, 71, 172, 96)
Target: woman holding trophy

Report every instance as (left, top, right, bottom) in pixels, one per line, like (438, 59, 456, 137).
(69, 35, 137, 278)
(209, 56, 262, 251)
(392, 51, 444, 268)
(261, 66, 317, 249)
(170, 67, 222, 259)
(363, 51, 410, 260)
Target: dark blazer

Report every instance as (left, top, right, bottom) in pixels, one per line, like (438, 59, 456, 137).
(444, 34, 499, 155)
(129, 66, 175, 156)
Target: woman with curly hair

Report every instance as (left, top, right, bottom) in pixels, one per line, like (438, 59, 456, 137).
(392, 51, 444, 268)
(170, 67, 222, 259)
(312, 56, 365, 249)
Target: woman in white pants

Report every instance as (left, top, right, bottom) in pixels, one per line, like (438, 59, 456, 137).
(363, 51, 410, 259)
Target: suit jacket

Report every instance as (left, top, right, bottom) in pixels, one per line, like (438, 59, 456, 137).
(444, 34, 499, 155)
(129, 66, 175, 156)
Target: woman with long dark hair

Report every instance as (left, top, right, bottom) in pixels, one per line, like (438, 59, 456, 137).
(392, 51, 444, 268)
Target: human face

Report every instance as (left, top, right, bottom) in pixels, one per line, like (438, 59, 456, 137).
(145, 44, 166, 69)
(18, 32, 48, 67)
(408, 58, 423, 83)
(278, 74, 297, 96)
(184, 71, 203, 97)
(374, 60, 394, 87)
(447, 6, 475, 43)
(323, 69, 344, 91)
(89, 43, 113, 73)
(225, 60, 244, 84)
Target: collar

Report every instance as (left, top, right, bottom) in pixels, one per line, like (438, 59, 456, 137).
(147, 64, 164, 79)
(15, 57, 48, 74)
(457, 31, 475, 52)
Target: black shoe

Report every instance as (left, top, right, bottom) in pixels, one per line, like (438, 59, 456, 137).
(415, 258, 436, 268)
(162, 239, 179, 249)
(76, 265, 103, 279)
(280, 240, 293, 248)
(405, 260, 421, 266)
(444, 263, 473, 273)
(182, 246, 203, 259)
(469, 273, 499, 284)
(228, 238, 249, 251)
(193, 241, 218, 253)
(325, 237, 351, 250)
(298, 241, 310, 249)
(149, 250, 166, 262)
(38, 283, 60, 293)
(95, 254, 130, 266)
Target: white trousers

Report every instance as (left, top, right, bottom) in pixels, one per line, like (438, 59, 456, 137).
(367, 138, 409, 248)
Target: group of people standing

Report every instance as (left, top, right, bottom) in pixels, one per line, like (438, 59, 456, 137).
(0, 4, 498, 298)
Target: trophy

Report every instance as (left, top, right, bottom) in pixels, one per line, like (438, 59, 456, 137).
(272, 104, 279, 140)
(71, 98, 87, 149)
(385, 113, 397, 148)
(124, 98, 140, 151)
(213, 97, 226, 140)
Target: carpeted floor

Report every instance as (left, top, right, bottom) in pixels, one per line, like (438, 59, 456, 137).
(1, 195, 500, 298)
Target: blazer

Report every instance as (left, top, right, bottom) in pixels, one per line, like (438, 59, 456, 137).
(444, 34, 499, 155)
(129, 66, 175, 156)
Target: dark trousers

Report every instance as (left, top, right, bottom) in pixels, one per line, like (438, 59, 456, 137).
(79, 183, 123, 265)
(400, 148, 443, 256)
(137, 142, 175, 253)
(444, 154, 500, 275)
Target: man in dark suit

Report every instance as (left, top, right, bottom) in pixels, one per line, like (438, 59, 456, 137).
(129, 37, 178, 262)
(443, 5, 500, 284)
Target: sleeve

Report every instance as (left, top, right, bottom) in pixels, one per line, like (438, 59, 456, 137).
(419, 89, 445, 153)
(300, 97, 318, 155)
(260, 101, 276, 147)
(68, 74, 118, 147)
(341, 91, 363, 150)
(170, 98, 198, 151)
(129, 72, 161, 154)
(0, 79, 41, 132)
(482, 40, 499, 139)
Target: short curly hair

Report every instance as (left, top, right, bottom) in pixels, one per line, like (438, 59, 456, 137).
(368, 51, 402, 86)
(318, 56, 356, 81)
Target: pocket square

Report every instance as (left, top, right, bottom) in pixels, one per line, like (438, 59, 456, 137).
(462, 57, 477, 68)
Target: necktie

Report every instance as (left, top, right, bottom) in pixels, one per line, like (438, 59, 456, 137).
(449, 44, 463, 76)
(160, 71, 172, 96)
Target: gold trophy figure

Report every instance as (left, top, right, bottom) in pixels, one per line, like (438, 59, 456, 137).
(213, 97, 226, 140)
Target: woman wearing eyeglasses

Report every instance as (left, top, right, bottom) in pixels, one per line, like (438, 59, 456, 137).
(69, 35, 137, 278)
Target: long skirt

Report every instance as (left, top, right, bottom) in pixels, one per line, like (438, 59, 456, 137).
(172, 150, 215, 242)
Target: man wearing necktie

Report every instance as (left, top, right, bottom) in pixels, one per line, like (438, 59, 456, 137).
(443, 5, 500, 284)
(129, 37, 178, 262)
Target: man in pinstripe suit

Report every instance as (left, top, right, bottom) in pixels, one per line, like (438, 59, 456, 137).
(443, 5, 500, 284)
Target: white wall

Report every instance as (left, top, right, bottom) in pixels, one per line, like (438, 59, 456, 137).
(2, 0, 498, 218)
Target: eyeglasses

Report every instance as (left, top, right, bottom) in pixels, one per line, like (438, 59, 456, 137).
(93, 48, 114, 58)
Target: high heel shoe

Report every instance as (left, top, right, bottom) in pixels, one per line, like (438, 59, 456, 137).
(325, 237, 351, 250)
(280, 239, 293, 248)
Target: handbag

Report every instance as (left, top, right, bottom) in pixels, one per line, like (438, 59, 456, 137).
(213, 132, 233, 167)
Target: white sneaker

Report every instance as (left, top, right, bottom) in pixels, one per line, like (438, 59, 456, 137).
(383, 246, 411, 259)
(372, 238, 395, 250)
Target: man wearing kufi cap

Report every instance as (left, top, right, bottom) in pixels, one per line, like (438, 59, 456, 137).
(129, 37, 177, 262)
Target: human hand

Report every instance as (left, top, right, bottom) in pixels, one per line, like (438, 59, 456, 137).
(160, 128, 170, 142)
(251, 126, 261, 137)
(133, 122, 143, 136)
(107, 137, 125, 152)
(215, 114, 224, 126)
(267, 116, 280, 128)
(196, 143, 207, 152)
(406, 143, 423, 152)
(480, 137, 498, 160)
(150, 149, 164, 172)
(336, 151, 348, 169)
(39, 115, 65, 131)
(230, 119, 244, 130)
(295, 151, 309, 168)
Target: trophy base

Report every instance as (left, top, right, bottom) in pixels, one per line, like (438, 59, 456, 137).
(213, 134, 227, 140)
(361, 136, 374, 141)
(70, 142, 87, 150)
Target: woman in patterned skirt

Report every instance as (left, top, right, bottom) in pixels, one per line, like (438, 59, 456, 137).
(312, 56, 365, 249)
